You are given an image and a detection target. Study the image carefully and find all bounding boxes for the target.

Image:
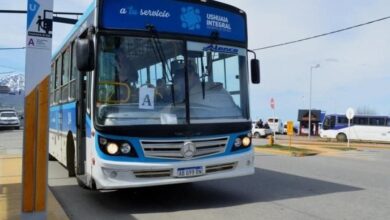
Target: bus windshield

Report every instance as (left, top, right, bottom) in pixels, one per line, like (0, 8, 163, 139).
(96, 35, 248, 126)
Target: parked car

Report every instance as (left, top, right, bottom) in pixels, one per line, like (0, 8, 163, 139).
(252, 122, 273, 138)
(0, 109, 20, 129)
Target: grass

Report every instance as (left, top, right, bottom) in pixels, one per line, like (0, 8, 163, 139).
(256, 144, 318, 157)
(324, 146, 358, 151)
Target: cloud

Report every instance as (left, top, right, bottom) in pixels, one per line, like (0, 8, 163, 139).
(1, 0, 389, 120)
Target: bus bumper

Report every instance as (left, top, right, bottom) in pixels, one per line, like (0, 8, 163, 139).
(93, 150, 255, 190)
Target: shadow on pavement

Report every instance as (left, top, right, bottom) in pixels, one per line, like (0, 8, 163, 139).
(50, 168, 362, 219)
(0, 183, 22, 220)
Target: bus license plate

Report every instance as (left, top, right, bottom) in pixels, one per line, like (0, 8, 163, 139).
(176, 166, 204, 178)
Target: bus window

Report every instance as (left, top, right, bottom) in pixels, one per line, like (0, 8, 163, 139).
(323, 115, 336, 130)
(268, 118, 278, 123)
(50, 64, 55, 105)
(353, 117, 368, 125)
(369, 117, 385, 126)
(337, 116, 348, 124)
(55, 57, 62, 103)
(323, 116, 330, 130)
(61, 48, 71, 102)
(69, 42, 78, 100)
(387, 119, 390, 126)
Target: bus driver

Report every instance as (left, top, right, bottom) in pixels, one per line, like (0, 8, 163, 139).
(115, 48, 139, 102)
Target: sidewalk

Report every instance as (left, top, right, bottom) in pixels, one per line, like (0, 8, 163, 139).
(0, 155, 68, 220)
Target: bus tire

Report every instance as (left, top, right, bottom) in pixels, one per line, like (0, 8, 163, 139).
(336, 133, 347, 142)
(67, 133, 76, 177)
(254, 132, 261, 139)
(76, 177, 92, 190)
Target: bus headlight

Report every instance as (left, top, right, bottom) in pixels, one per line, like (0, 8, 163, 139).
(106, 143, 119, 155)
(234, 138, 242, 147)
(120, 143, 132, 154)
(242, 137, 251, 147)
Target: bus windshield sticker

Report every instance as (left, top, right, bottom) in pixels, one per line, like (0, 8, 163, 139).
(203, 45, 239, 55)
(139, 86, 155, 110)
(160, 113, 178, 125)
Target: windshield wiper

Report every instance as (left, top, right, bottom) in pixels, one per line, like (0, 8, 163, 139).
(146, 25, 176, 105)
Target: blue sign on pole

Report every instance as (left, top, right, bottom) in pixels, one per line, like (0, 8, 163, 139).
(100, 0, 247, 42)
(27, 0, 40, 29)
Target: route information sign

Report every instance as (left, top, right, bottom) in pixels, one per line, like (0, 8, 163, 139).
(25, 0, 53, 94)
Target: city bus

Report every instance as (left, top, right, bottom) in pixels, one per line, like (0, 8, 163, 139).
(49, 0, 260, 189)
(320, 114, 390, 142)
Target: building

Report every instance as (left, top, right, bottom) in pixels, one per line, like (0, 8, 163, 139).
(297, 109, 325, 136)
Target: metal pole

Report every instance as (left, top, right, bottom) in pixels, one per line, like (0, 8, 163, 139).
(273, 109, 276, 142)
(308, 64, 320, 139)
(348, 119, 351, 148)
(308, 67, 312, 139)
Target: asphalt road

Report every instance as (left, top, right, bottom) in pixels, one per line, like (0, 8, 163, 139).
(1, 130, 390, 219)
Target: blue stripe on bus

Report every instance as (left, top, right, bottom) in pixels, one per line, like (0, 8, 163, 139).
(86, 116, 92, 138)
(334, 125, 348, 130)
(49, 102, 77, 134)
(94, 131, 252, 163)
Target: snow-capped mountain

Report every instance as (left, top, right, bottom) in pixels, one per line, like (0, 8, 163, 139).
(0, 73, 25, 92)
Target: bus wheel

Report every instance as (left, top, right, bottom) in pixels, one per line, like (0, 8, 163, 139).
(336, 133, 347, 142)
(67, 134, 76, 177)
(76, 177, 92, 190)
(254, 132, 261, 139)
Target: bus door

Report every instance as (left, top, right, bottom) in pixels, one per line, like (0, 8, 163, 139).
(75, 71, 87, 175)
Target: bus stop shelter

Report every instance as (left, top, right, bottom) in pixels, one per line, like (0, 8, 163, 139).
(297, 109, 323, 136)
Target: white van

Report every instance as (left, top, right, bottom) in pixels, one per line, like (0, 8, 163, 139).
(0, 110, 20, 129)
(267, 117, 283, 134)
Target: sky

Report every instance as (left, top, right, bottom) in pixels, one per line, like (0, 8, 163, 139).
(0, 0, 389, 123)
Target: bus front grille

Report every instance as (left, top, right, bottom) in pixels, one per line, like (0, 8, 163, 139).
(206, 162, 237, 174)
(140, 137, 229, 160)
(133, 169, 172, 178)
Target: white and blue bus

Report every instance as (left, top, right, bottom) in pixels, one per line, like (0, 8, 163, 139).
(320, 114, 390, 143)
(49, 0, 260, 190)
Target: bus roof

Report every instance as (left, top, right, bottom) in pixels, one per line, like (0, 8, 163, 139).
(52, 0, 96, 59)
(53, 0, 248, 60)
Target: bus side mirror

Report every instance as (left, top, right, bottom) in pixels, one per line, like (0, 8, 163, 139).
(76, 38, 95, 72)
(251, 59, 260, 84)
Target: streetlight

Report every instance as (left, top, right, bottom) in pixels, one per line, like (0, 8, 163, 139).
(308, 64, 320, 139)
